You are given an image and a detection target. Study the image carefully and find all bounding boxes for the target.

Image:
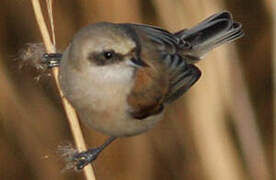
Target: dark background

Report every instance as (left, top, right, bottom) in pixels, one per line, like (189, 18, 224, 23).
(0, 0, 273, 180)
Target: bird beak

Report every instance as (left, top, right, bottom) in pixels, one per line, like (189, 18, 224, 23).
(128, 57, 148, 68)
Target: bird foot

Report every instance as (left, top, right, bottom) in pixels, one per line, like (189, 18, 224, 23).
(72, 148, 102, 170)
(41, 53, 62, 68)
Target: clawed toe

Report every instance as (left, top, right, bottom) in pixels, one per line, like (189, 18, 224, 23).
(41, 53, 62, 68)
(59, 137, 116, 171)
(72, 148, 102, 170)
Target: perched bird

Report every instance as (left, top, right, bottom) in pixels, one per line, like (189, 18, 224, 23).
(43, 11, 243, 170)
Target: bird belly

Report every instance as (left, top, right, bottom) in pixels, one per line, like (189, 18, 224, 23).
(71, 80, 163, 137)
(78, 106, 163, 137)
(59, 62, 163, 137)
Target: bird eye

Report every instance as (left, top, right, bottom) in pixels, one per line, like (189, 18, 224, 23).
(103, 51, 114, 59)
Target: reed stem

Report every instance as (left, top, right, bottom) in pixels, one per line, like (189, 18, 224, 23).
(30, 1, 96, 179)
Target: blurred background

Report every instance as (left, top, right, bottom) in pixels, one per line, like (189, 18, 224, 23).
(0, 0, 274, 180)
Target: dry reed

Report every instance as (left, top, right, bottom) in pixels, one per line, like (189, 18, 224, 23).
(273, 1, 276, 179)
(153, 0, 270, 179)
(201, 1, 270, 180)
(30, 0, 95, 179)
(153, 1, 245, 179)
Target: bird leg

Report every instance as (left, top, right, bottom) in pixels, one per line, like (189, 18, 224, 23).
(72, 136, 117, 170)
(41, 53, 62, 68)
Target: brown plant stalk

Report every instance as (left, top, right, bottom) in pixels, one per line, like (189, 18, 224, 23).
(30, 0, 96, 179)
(153, 1, 245, 180)
(273, 1, 276, 179)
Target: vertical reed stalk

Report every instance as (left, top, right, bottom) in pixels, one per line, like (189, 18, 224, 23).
(153, 0, 246, 179)
(30, 1, 96, 179)
(201, 1, 271, 179)
(273, 1, 276, 179)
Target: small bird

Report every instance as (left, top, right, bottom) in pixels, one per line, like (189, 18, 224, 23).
(43, 11, 243, 170)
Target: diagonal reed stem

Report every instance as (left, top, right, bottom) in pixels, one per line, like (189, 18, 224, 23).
(30, 0, 96, 179)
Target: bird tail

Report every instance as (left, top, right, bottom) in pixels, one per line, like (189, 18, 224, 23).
(175, 11, 244, 62)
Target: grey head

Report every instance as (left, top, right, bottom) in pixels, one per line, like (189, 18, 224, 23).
(67, 22, 146, 70)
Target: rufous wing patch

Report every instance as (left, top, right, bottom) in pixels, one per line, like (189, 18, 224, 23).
(127, 67, 167, 119)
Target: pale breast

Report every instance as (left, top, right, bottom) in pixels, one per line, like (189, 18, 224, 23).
(63, 62, 134, 110)
(59, 59, 163, 137)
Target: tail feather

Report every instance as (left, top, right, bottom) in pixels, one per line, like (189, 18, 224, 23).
(175, 11, 244, 61)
